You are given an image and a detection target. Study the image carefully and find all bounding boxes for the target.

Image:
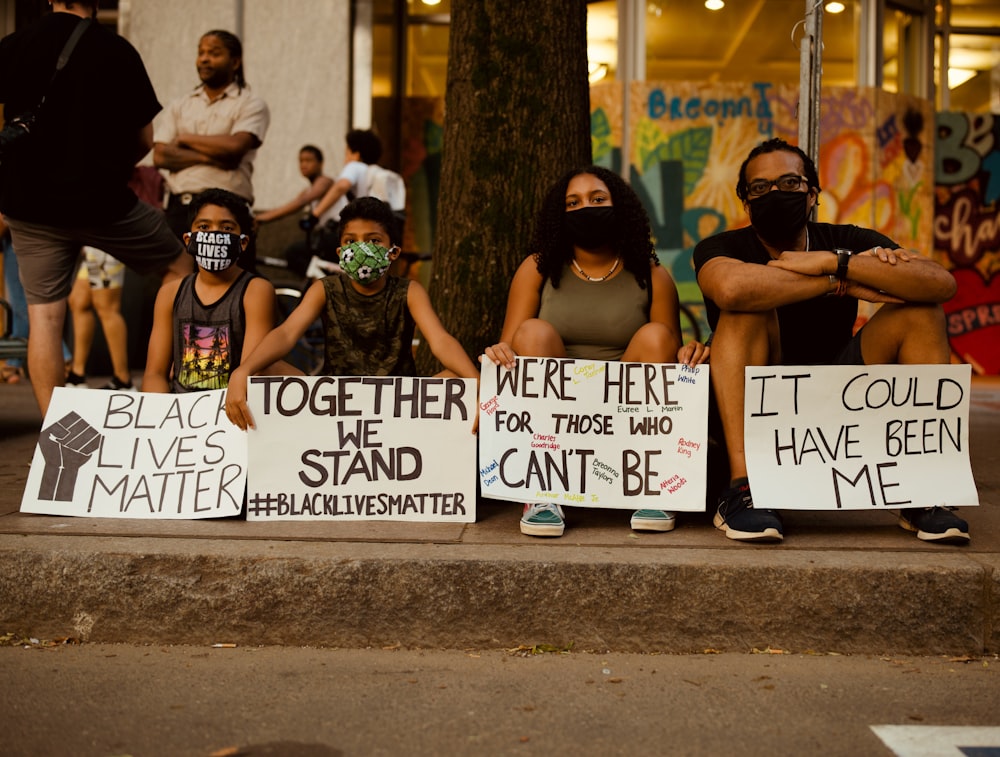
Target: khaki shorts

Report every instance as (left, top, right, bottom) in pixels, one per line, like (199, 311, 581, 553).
(76, 247, 126, 289)
(7, 200, 183, 305)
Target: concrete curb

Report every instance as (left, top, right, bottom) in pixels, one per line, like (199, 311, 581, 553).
(1, 536, 994, 655)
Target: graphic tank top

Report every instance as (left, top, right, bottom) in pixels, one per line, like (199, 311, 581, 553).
(171, 270, 255, 392)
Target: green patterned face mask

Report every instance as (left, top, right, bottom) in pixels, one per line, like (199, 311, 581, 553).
(338, 240, 394, 284)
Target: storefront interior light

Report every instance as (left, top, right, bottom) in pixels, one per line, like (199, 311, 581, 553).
(948, 67, 977, 89)
(589, 62, 609, 84)
(705, 0, 725, 10)
(825, 2, 846, 13)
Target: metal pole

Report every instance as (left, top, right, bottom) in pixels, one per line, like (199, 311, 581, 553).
(618, 0, 645, 179)
(798, 0, 823, 216)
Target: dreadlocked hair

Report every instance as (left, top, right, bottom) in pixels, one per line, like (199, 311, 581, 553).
(202, 30, 247, 90)
(530, 165, 657, 290)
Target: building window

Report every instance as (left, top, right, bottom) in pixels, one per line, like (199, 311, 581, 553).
(640, 0, 859, 87)
(935, 1, 1000, 112)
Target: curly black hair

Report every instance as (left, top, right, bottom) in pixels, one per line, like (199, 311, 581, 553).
(345, 129, 383, 165)
(339, 196, 401, 246)
(531, 165, 657, 290)
(188, 188, 253, 234)
(736, 138, 821, 200)
(300, 144, 324, 163)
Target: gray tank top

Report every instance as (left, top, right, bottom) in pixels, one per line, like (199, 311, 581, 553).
(171, 270, 254, 392)
(538, 265, 649, 361)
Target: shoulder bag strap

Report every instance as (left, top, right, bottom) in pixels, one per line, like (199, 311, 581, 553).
(37, 17, 93, 108)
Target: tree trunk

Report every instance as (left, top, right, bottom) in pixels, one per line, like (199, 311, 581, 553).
(417, 0, 591, 373)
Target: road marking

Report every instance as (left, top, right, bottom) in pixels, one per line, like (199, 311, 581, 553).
(872, 726, 1000, 756)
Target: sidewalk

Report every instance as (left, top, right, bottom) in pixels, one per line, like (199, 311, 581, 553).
(1, 376, 998, 655)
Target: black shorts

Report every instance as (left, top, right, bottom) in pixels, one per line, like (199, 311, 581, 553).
(833, 330, 865, 365)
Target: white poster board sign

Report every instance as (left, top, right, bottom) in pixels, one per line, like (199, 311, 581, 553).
(21, 388, 245, 519)
(744, 364, 979, 510)
(478, 357, 709, 511)
(245, 376, 477, 521)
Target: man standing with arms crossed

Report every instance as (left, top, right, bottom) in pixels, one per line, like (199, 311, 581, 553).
(154, 29, 268, 268)
(0, 0, 190, 417)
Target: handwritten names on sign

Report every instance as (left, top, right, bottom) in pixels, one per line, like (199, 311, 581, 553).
(244, 376, 477, 521)
(743, 365, 979, 510)
(21, 388, 245, 519)
(478, 357, 709, 511)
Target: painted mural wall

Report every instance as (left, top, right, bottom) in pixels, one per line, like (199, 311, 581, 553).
(397, 85, 997, 373)
(596, 81, 934, 343)
(934, 112, 1000, 375)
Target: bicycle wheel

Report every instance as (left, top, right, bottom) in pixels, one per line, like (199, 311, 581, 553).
(274, 287, 325, 375)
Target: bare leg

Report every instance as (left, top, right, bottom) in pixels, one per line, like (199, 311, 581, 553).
(859, 303, 950, 365)
(26, 300, 69, 417)
(67, 277, 95, 378)
(91, 287, 131, 384)
(709, 310, 781, 481)
(511, 318, 567, 357)
(621, 322, 679, 363)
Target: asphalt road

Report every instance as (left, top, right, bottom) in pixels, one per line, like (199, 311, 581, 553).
(2, 643, 999, 756)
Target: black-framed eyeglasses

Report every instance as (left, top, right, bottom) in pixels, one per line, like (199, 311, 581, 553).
(746, 174, 808, 197)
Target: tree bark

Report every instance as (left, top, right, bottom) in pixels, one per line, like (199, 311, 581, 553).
(418, 0, 591, 373)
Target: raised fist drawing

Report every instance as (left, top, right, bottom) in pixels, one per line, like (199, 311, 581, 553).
(37, 412, 102, 501)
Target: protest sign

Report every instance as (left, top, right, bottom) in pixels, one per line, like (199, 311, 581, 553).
(478, 357, 709, 511)
(244, 375, 477, 521)
(744, 364, 979, 510)
(21, 388, 245, 519)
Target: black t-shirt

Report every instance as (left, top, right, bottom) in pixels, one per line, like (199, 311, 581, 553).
(0, 12, 161, 226)
(692, 222, 896, 364)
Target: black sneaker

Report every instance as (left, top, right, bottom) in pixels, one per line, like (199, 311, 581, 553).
(713, 480, 783, 542)
(66, 371, 87, 387)
(101, 376, 136, 392)
(897, 507, 969, 543)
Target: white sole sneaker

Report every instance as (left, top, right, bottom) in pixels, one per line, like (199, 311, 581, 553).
(520, 503, 565, 537)
(519, 520, 565, 537)
(630, 510, 677, 532)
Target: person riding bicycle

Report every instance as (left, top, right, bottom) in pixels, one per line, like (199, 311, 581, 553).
(254, 144, 339, 270)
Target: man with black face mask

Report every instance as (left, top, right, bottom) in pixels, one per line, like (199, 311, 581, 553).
(693, 138, 965, 544)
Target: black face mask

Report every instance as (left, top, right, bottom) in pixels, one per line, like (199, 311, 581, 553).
(748, 190, 810, 247)
(564, 206, 617, 250)
(187, 230, 244, 272)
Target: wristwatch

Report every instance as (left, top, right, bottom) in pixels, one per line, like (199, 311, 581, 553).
(834, 248, 852, 281)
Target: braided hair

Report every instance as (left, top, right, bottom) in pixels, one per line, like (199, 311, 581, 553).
(530, 165, 657, 290)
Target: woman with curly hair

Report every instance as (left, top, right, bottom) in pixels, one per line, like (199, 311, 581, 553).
(484, 165, 708, 538)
